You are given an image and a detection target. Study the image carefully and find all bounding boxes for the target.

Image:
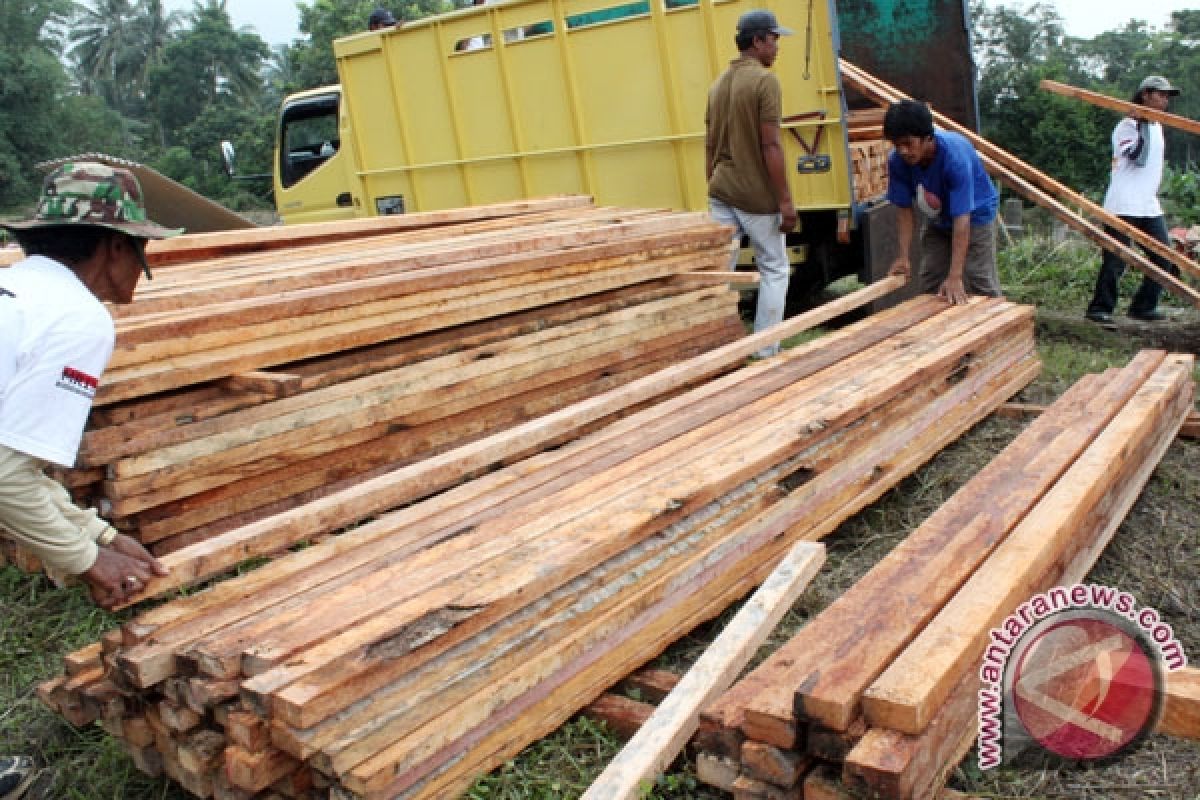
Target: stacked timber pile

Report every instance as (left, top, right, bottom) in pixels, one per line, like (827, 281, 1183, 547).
(697, 349, 1195, 800)
(40, 295, 1038, 799)
(45, 198, 754, 554)
(847, 108, 889, 204)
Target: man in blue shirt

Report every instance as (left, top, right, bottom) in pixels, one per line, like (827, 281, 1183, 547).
(884, 100, 1002, 304)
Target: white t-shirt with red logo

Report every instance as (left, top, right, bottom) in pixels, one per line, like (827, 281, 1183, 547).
(0, 256, 115, 467)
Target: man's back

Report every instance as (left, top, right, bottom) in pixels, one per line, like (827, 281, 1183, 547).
(706, 56, 781, 215)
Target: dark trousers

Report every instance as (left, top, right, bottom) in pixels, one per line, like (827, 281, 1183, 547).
(1087, 215, 1178, 315)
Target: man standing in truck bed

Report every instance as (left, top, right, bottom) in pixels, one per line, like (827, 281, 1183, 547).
(705, 9, 797, 358)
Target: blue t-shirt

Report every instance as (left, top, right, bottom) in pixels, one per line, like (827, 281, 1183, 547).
(887, 130, 998, 230)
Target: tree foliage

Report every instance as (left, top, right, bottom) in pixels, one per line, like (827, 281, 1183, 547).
(974, 2, 1200, 198)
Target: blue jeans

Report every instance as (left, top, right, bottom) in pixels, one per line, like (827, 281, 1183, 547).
(708, 197, 790, 357)
(1087, 215, 1178, 315)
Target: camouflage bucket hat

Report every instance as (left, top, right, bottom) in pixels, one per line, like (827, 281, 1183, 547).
(2, 161, 182, 241)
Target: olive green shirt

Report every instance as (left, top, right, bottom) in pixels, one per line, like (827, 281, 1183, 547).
(705, 55, 784, 215)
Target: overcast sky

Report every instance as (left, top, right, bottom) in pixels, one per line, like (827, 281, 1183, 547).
(164, 0, 1191, 47)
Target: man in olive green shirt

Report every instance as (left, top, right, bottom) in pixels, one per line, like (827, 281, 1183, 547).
(706, 9, 797, 357)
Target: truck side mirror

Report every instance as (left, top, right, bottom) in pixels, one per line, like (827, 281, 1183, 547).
(220, 141, 237, 177)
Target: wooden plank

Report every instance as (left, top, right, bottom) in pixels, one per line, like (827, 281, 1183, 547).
(696, 753, 740, 791)
(803, 766, 856, 800)
(740, 741, 811, 788)
(844, 668, 979, 800)
(731, 775, 802, 800)
(104, 305, 734, 515)
(99, 254, 715, 404)
(110, 234, 726, 355)
(345, 349, 1034, 800)
(106, 288, 729, 484)
(113, 277, 906, 605)
(137, 325, 733, 546)
(622, 668, 683, 705)
(224, 745, 300, 793)
(840, 390, 1176, 800)
(251, 303, 1030, 728)
(272, 333, 1036, 769)
(579, 542, 825, 800)
(1160, 667, 1200, 740)
(728, 356, 1154, 741)
(1039, 79, 1200, 136)
(862, 354, 1194, 734)
(583, 694, 656, 740)
(333, 331, 1036, 796)
(220, 372, 303, 398)
(142, 195, 594, 265)
(115, 310, 781, 684)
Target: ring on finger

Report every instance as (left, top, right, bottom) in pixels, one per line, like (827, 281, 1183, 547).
(123, 575, 141, 589)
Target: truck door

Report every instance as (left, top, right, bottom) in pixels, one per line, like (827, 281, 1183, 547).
(274, 90, 360, 224)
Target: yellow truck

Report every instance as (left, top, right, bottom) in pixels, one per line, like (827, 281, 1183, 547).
(255, 0, 976, 302)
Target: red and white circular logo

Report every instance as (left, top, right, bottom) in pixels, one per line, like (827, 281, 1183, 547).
(1007, 610, 1162, 761)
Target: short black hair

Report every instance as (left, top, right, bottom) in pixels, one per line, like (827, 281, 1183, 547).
(883, 100, 935, 140)
(11, 225, 118, 265)
(735, 29, 767, 51)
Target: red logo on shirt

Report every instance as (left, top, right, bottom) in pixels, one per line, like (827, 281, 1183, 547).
(56, 366, 99, 399)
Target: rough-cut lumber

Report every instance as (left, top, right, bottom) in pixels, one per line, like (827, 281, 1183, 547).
(1039, 79, 1200, 136)
(720, 354, 1157, 744)
(732, 774, 803, 800)
(740, 741, 811, 788)
(584, 694, 657, 741)
(841, 60, 1200, 306)
(46, 294, 1036, 800)
(579, 541, 825, 800)
(152, 196, 594, 265)
(115, 276, 905, 606)
(247, 301, 1030, 730)
(862, 353, 1194, 734)
(1159, 667, 1200, 740)
(843, 669, 979, 800)
(344, 324, 1036, 799)
(697, 753, 740, 791)
(999, 403, 1200, 441)
(844, 364, 1187, 799)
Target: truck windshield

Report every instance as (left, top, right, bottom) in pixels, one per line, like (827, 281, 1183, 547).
(279, 92, 340, 189)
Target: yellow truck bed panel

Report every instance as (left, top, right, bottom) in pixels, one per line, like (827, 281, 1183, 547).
(323, 0, 852, 217)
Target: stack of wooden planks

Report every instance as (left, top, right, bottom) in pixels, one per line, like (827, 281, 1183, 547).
(847, 108, 890, 203)
(697, 349, 1195, 800)
(849, 140, 890, 204)
(40, 295, 1038, 799)
(49, 198, 755, 554)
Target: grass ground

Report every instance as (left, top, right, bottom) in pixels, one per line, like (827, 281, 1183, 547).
(1, 234, 1197, 799)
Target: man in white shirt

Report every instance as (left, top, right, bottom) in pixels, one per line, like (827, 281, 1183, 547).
(1085, 75, 1181, 326)
(0, 162, 175, 611)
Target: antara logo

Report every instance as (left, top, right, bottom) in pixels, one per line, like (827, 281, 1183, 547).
(55, 366, 99, 399)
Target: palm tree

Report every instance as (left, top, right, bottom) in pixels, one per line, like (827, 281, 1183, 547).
(69, 0, 137, 109)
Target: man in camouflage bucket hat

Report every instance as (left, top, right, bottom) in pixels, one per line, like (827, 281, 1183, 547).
(4, 161, 181, 280)
(0, 161, 175, 613)
(0, 160, 179, 795)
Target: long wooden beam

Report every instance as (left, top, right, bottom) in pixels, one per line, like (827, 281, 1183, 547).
(1039, 79, 1200, 137)
(839, 61, 1200, 307)
(579, 542, 825, 800)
